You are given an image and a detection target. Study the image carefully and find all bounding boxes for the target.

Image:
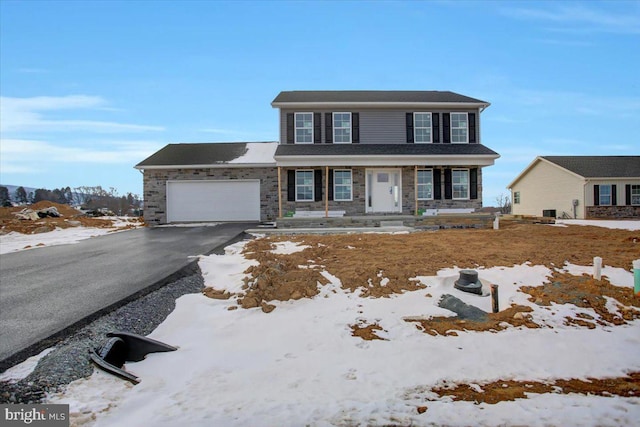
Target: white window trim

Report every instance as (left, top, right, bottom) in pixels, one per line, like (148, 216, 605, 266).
(333, 112, 352, 144)
(599, 184, 612, 206)
(416, 169, 434, 200)
(333, 169, 353, 201)
(294, 112, 314, 144)
(631, 185, 640, 206)
(450, 112, 469, 144)
(295, 169, 314, 202)
(452, 168, 470, 200)
(414, 112, 432, 144)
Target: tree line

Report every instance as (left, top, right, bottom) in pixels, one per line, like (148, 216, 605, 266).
(0, 185, 142, 216)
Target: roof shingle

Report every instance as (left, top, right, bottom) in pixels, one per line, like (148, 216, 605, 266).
(272, 90, 488, 105)
(543, 156, 640, 178)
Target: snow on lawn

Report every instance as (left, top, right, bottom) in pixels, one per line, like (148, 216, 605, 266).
(0, 217, 143, 255)
(555, 219, 640, 230)
(47, 238, 640, 427)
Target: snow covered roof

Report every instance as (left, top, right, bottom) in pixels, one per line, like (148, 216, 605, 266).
(135, 142, 278, 169)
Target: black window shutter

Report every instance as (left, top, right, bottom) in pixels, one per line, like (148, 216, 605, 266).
(286, 113, 294, 144)
(328, 169, 334, 201)
(325, 113, 333, 143)
(470, 168, 478, 199)
(352, 113, 359, 143)
(314, 169, 323, 202)
(444, 168, 452, 199)
(434, 169, 442, 199)
(443, 113, 450, 144)
(314, 113, 321, 144)
(469, 113, 476, 143)
(433, 113, 440, 143)
(593, 185, 600, 206)
(406, 113, 414, 143)
(612, 184, 617, 205)
(626, 184, 632, 205)
(287, 170, 295, 201)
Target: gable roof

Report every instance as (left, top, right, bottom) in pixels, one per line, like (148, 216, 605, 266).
(135, 142, 278, 169)
(272, 91, 489, 109)
(542, 156, 640, 178)
(507, 155, 640, 189)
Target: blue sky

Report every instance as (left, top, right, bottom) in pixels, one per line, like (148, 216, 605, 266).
(1, 0, 638, 205)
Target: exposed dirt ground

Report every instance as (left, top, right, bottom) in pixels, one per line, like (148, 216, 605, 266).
(0, 202, 143, 235)
(202, 221, 640, 405)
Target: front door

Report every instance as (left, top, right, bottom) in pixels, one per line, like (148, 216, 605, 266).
(366, 169, 402, 213)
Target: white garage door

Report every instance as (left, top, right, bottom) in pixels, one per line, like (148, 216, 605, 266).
(166, 180, 260, 222)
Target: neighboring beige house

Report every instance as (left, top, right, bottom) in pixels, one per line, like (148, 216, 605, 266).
(507, 156, 640, 219)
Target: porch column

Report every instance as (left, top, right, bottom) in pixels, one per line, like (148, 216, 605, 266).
(277, 166, 282, 218)
(414, 165, 419, 216)
(325, 166, 329, 218)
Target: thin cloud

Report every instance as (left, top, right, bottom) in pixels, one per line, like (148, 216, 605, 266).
(0, 95, 164, 133)
(501, 4, 640, 35)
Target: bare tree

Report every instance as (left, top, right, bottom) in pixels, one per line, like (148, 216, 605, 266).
(495, 193, 512, 214)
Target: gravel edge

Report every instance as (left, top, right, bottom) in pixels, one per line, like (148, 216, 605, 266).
(0, 271, 205, 404)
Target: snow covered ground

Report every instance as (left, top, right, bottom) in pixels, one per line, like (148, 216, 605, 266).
(0, 217, 144, 255)
(3, 220, 639, 426)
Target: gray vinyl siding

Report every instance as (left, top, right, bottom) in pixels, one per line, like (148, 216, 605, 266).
(279, 108, 480, 145)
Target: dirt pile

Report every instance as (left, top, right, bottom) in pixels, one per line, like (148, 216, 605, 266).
(0, 202, 144, 234)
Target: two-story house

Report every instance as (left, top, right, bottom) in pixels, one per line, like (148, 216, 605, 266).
(136, 91, 500, 225)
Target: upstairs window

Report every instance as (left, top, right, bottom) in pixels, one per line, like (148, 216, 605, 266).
(451, 113, 468, 143)
(452, 169, 469, 199)
(514, 191, 520, 204)
(296, 170, 314, 201)
(333, 112, 351, 143)
(632, 185, 640, 205)
(295, 113, 313, 144)
(417, 169, 434, 199)
(599, 184, 612, 205)
(414, 113, 432, 143)
(333, 170, 353, 201)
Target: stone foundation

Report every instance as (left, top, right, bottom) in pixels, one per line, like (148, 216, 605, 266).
(587, 206, 640, 219)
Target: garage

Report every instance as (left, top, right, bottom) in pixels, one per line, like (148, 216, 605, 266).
(166, 180, 260, 222)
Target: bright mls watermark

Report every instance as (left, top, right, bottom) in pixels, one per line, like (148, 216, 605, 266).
(1, 404, 69, 426)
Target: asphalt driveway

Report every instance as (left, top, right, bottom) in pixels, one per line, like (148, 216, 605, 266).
(0, 223, 256, 366)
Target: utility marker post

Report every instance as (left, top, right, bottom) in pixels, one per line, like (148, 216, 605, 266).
(491, 284, 499, 313)
(593, 256, 602, 280)
(634, 259, 640, 298)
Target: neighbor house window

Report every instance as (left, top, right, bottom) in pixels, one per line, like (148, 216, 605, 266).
(514, 191, 520, 204)
(295, 113, 313, 144)
(333, 112, 351, 143)
(452, 169, 469, 199)
(414, 113, 432, 143)
(632, 185, 640, 205)
(451, 113, 468, 143)
(417, 169, 433, 199)
(296, 170, 314, 201)
(599, 184, 612, 205)
(334, 170, 352, 201)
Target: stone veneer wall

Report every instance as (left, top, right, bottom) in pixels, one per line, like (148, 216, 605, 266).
(280, 166, 483, 216)
(587, 206, 640, 219)
(142, 167, 279, 225)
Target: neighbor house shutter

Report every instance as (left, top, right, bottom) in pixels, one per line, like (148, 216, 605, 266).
(432, 113, 440, 143)
(444, 168, 452, 199)
(612, 184, 617, 205)
(626, 184, 632, 205)
(593, 185, 600, 206)
(286, 113, 294, 144)
(314, 113, 321, 144)
(434, 169, 442, 199)
(352, 113, 359, 143)
(325, 113, 333, 143)
(470, 168, 478, 199)
(406, 113, 414, 143)
(314, 169, 323, 202)
(328, 169, 334, 201)
(469, 113, 477, 143)
(443, 113, 451, 144)
(287, 170, 295, 201)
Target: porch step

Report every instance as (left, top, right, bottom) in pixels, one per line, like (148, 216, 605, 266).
(379, 220, 404, 227)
